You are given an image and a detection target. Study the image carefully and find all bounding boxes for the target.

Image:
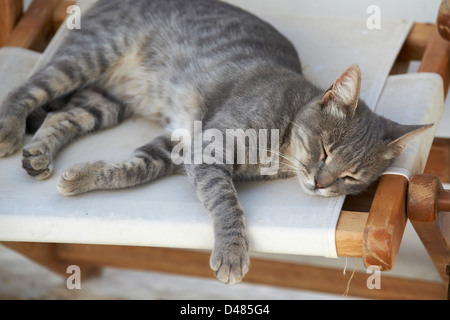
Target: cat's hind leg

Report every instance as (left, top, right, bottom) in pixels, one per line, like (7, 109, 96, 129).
(57, 135, 182, 195)
(23, 87, 130, 180)
(0, 23, 126, 157)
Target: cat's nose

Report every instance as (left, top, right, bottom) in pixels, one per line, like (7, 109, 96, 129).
(315, 179, 325, 189)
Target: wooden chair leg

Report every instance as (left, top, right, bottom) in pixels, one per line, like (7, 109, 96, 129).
(0, 0, 23, 47)
(418, 23, 450, 99)
(5, 0, 60, 51)
(408, 175, 450, 284)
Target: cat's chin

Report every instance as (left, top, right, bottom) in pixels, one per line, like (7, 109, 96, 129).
(297, 178, 340, 198)
(303, 188, 338, 198)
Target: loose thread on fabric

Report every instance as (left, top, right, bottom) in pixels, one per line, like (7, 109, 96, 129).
(343, 258, 358, 297)
(342, 256, 348, 275)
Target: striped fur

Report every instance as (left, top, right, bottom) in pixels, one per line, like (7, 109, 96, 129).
(0, 0, 429, 284)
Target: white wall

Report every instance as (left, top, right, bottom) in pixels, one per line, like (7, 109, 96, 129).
(226, 0, 441, 23)
(24, 0, 441, 23)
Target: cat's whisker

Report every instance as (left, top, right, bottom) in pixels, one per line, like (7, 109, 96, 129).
(244, 146, 300, 172)
(252, 146, 298, 167)
(276, 169, 298, 175)
(292, 155, 308, 171)
(266, 160, 300, 173)
(279, 162, 299, 171)
(264, 160, 298, 172)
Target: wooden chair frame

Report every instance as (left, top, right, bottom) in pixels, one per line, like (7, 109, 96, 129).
(0, 0, 449, 299)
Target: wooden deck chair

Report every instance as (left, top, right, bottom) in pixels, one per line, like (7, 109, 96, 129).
(408, 175, 450, 298)
(0, 0, 449, 300)
(404, 0, 450, 299)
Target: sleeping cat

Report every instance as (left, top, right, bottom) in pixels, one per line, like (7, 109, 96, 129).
(0, 0, 429, 284)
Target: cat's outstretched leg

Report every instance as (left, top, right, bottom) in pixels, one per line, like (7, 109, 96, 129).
(185, 163, 250, 285)
(23, 87, 130, 180)
(57, 135, 182, 195)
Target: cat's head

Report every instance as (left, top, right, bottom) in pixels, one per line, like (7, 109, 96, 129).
(291, 64, 431, 197)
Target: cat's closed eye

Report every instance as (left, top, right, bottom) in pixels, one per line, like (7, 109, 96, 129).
(320, 141, 328, 162)
(342, 175, 359, 183)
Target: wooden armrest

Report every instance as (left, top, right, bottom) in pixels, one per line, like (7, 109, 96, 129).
(438, 0, 450, 41)
(362, 175, 408, 271)
(408, 175, 450, 282)
(336, 175, 409, 272)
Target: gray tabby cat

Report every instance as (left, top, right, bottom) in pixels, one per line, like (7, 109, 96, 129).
(0, 0, 429, 284)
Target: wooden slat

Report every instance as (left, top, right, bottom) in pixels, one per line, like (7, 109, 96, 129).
(6, 0, 60, 51)
(2, 242, 100, 278)
(336, 211, 368, 257)
(397, 23, 434, 61)
(0, 0, 23, 47)
(54, 243, 447, 299)
(418, 25, 450, 99)
(52, 0, 76, 31)
(363, 175, 408, 271)
(1, 242, 445, 299)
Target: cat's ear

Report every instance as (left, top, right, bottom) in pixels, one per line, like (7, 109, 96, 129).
(321, 64, 361, 117)
(384, 123, 433, 159)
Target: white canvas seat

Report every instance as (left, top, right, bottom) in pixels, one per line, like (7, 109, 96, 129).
(0, 0, 443, 262)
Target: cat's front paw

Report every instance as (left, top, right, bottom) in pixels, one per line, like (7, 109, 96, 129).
(22, 144, 53, 180)
(210, 237, 250, 285)
(0, 117, 25, 157)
